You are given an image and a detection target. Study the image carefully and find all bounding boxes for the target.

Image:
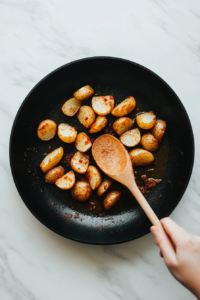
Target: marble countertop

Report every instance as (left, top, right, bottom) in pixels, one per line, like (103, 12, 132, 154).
(1, 0, 200, 299)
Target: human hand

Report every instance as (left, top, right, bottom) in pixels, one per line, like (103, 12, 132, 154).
(151, 218, 200, 299)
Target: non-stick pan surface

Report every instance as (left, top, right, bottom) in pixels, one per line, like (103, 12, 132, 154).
(10, 57, 194, 244)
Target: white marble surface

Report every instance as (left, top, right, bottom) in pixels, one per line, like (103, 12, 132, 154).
(0, 0, 200, 299)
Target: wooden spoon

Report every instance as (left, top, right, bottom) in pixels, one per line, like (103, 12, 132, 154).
(92, 134, 162, 229)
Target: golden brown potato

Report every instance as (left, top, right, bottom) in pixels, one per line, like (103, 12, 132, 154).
(71, 181, 92, 201)
(73, 85, 94, 101)
(129, 148, 154, 166)
(71, 151, 90, 174)
(136, 112, 156, 130)
(55, 170, 75, 190)
(89, 116, 108, 133)
(37, 119, 57, 141)
(75, 132, 92, 152)
(45, 166, 65, 184)
(151, 119, 166, 143)
(120, 128, 141, 147)
(92, 96, 115, 115)
(62, 98, 82, 116)
(40, 147, 64, 173)
(103, 190, 122, 210)
(111, 96, 136, 117)
(58, 123, 77, 143)
(96, 178, 114, 197)
(86, 166, 102, 190)
(141, 133, 159, 152)
(77, 105, 96, 128)
(113, 117, 134, 135)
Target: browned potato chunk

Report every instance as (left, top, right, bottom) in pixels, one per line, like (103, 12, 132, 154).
(37, 119, 57, 141)
(73, 85, 94, 101)
(55, 170, 75, 190)
(120, 128, 141, 147)
(86, 166, 102, 190)
(96, 178, 114, 197)
(103, 190, 122, 210)
(136, 112, 156, 130)
(151, 119, 166, 143)
(129, 148, 154, 166)
(89, 116, 108, 133)
(113, 117, 134, 135)
(40, 147, 64, 173)
(75, 132, 92, 152)
(141, 133, 159, 152)
(71, 151, 90, 174)
(71, 181, 92, 201)
(111, 96, 136, 117)
(92, 96, 115, 115)
(77, 105, 96, 128)
(45, 166, 65, 184)
(62, 98, 82, 116)
(58, 123, 77, 143)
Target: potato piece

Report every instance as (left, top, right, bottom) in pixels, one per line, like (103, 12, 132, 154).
(129, 148, 154, 166)
(141, 133, 159, 152)
(55, 170, 75, 190)
(111, 96, 136, 117)
(103, 190, 122, 210)
(40, 147, 64, 173)
(75, 132, 92, 152)
(151, 119, 166, 143)
(136, 112, 156, 130)
(113, 117, 134, 135)
(89, 116, 108, 133)
(86, 166, 102, 190)
(71, 151, 90, 174)
(77, 105, 96, 128)
(92, 96, 115, 115)
(96, 178, 114, 197)
(71, 181, 92, 201)
(45, 166, 65, 184)
(73, 85, 94, 101)
(37, 119, 57, 141)
(62, 98, 82, 116)
(120, 128, 141, 147)
(58, 123, 77, 143)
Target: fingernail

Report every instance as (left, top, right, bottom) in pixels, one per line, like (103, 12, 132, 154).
(150, 226, 161, 236)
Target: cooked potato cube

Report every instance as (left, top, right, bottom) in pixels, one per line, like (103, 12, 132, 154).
(120, 128, 141, 147)
(103, 190, 122, 210)
(96, 178, 114, 197)
(111, 96, 136, 117)
(45, 166, 65, 184)
(86, 166, 102, 190)
(55, 170, 75, 190)
(129, 148, 154, 166)
(136, 112, 156, 130)
(58, 123, 77, 143)
(151, 119, 166, 143)
(113, 117, 134, 135)
(71, 151, 90, 174)
(77, 105, 96, 128)
(62, 98, 82, 116)
(73, 85, 94, 101)
(40, 147, 64, 173)
(75, 132, 92, 152)
(37, 119, 57, 141)
(92, 96, 115, 115)
(89, 116, 108, 133)
(71, 181, 92, 201)
(141, 133, 159, 152)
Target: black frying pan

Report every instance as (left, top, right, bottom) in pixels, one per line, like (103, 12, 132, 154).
(9, 57, 194, 244)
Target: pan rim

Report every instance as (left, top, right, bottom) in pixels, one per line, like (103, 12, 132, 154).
(9, 56, 195, 245)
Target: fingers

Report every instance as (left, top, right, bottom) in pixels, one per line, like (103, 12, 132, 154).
(161, 218, 188, 246)
(151, 226, 177, 266)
